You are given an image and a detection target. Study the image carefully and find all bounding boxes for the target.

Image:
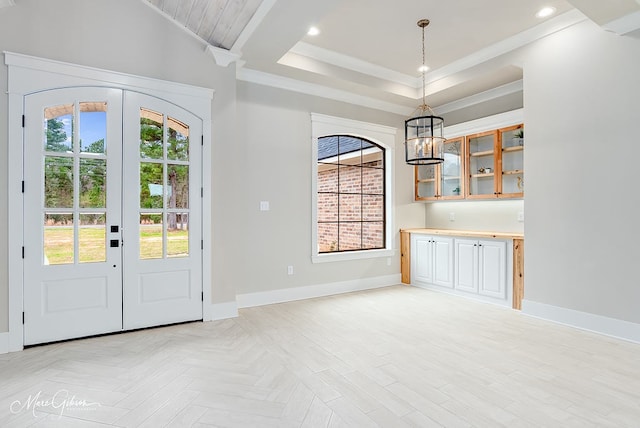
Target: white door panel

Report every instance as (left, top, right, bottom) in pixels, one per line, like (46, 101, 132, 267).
(122, 91, 202, 330)
(23, 88, 202, 345)
(23, 88, 123, 345)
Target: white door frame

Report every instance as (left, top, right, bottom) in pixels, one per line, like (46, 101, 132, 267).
(5, 51, 214, 352)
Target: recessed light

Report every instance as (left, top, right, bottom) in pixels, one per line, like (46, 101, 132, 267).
(536, 6, 556, 18)
(418, 65, 429, 73)
(307, 26, 320, 36)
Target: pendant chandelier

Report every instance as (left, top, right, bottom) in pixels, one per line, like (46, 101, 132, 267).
(405, 19, 445, 165)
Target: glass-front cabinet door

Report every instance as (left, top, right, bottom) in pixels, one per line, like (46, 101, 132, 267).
(415, 164, 438, 200)
(440, 137, 464, 199)
(415, 136, 464, 201)
(499, 124, 524, 198)
(467, 130, 497, 198)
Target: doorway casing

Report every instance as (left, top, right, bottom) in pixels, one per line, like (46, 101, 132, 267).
(5, 51, 214, 352)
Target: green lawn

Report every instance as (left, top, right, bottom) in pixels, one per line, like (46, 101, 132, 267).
(44, 226, 189, 264)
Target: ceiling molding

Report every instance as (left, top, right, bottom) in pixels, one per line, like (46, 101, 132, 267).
(279, 10, 585, 104)
(208, 45, 241, 67)
(288, 42, 419, 88)
(0, 0, 14, 8)
(231, 0, 278, 54)
(436, 80, 523, 115)
(424, 9, 587, 85)
(444, 108, 524, 138)
(237, 68, 412, 116)
(603, 10, 640, 34)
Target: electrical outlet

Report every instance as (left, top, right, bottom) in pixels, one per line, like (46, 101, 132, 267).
(449, 212, 455, 221)
(517, 211, 524, 222)
(287, 265, 294, 275)
(260, 201, 270, 211)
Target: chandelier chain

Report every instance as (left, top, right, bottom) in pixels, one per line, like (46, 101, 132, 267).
(422, 23, 426, 109)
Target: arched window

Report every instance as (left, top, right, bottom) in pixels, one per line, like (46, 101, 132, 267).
(317, 135, 385, 253)
(317, 135, 385, 254)
(311, 114, 395, 263)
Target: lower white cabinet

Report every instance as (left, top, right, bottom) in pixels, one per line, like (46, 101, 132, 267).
(411, 235, 454, 288)
(454, 239, 507, 300)
(410, 233, 510, 306)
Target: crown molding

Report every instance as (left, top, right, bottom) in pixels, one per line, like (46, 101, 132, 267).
(237, 68, 412, 116)
(603, 10, 640, 35)
(289, 42, 419, 88)
(436, 80, 523, 115)
(425, 9, 586, 85)
(207, 45, 241, 67)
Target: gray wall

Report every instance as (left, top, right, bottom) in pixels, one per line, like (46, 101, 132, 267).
(524, 20, 640, 323)
(235, 81, 424, 294)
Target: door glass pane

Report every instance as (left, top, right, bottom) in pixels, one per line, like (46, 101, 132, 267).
(442, 139, 462, 197)
(79, 158, 106, 208)
(44, 213, 74, 265)
(167, 117, 189, 161)
(140, 108, 163, 159)
(140, 162, 164, 208)
(468, 133, 495, 196)
(44, 156, 74, 208)
(167, 165, 189, 209)
(79, 213, 106, 263)
(44, 105, 73, 152)
(167, 213, 189, 258)
(140, 214, 163, 259)
(79, 102, 107, 154)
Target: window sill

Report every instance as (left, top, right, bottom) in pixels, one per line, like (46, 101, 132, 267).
(312, 248, 395, 264)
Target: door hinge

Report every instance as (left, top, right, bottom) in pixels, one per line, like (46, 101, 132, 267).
(201, 291, 204, 302)
(22, 115, 25, 128)
(22, 312, 25, 324)
(201, 239, 204, 250)
(21, 181, 24, 193)
(21, 246, 24, 259)
(201, 187, 203, 198)
(201, 135, 204, 146)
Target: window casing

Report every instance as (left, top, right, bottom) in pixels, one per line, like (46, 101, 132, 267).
(311, 113, 395, 263)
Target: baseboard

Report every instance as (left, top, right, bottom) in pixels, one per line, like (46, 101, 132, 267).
(206, 301, 239, 321)
(0, 332, 8, 354)
(237, 274, 401, 308)
(522, 299, 640, 344)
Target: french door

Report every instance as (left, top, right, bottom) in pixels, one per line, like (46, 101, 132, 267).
(23, 87, 202, 345)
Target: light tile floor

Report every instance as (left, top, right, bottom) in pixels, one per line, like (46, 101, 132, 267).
(1, 285, 639, 427)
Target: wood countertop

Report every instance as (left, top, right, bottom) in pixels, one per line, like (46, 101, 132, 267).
(401, 228, 524, 240)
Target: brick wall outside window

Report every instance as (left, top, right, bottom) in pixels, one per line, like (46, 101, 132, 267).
(317, 158, 384, 252)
